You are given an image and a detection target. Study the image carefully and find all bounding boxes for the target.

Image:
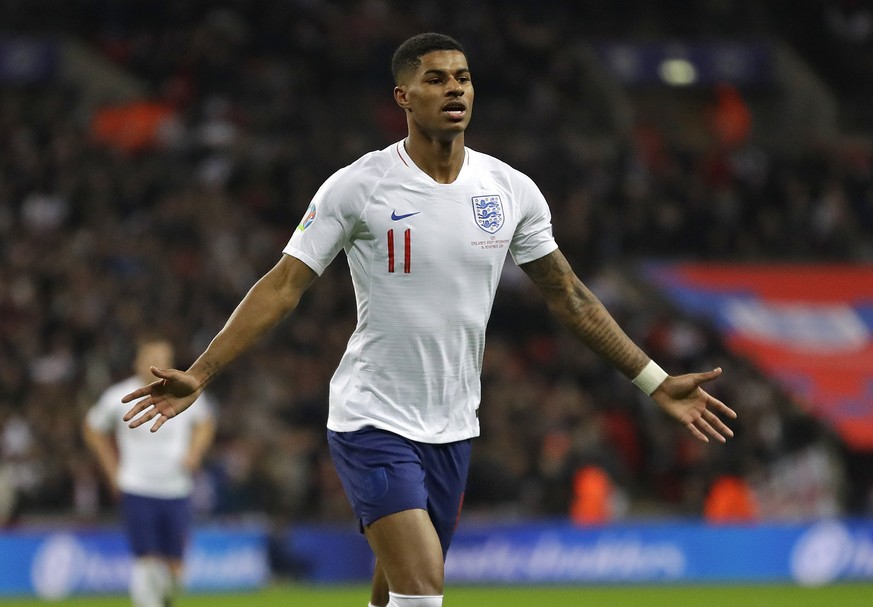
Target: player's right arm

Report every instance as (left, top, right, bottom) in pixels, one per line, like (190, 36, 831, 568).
(81, 421, 120, 497)
(123, 254, 317, 432)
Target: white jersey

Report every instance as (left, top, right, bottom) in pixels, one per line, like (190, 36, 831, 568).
(284, 141, 558, 443)
(85, 376, 215, 498)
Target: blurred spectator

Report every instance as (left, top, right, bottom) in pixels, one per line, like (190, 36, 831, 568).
(570, 465, 622, 525)
(704, 475, 760, 524)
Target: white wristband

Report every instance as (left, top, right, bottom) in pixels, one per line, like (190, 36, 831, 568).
(632, 360, 668, 395)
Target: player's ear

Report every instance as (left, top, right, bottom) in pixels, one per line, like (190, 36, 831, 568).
(394, 85, 411, 111)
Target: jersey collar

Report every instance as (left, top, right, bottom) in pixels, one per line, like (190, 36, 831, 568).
(395, 140, 470, 185)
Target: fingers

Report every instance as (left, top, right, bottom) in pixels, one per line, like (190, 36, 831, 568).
(121, 386, 152, 404)
(687, 416, 722, 443)
(123, 394, 177, 432)
(693, 367, 723, 385)
(150, 415, 168, 433)
(120, 377, 165, 404)
(707, 394, 738, 419)
(698, 391, 737, 442)
(662, 368, 736, 443)
(685, 421, 709, 443)
(124, 397, 157, 427)
(687, 373, 736, 444)
(122, 397, 151, 423)
(123, 396, 171, 430)
(687, 405, 735, 444)
(704, 409, 734, 440)
(150, 366, 173, 379)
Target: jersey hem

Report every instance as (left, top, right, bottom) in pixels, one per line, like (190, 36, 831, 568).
(119, 484, 192, 500)
(282, 248, 325, 275)
(326, 420, 480, 445)
(512, 240, 559, 266)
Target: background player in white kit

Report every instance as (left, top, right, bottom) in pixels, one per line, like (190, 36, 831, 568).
(122, 33, 736, 607)
(83, 335, 216, 607)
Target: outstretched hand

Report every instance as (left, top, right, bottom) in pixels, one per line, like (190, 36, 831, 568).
(651, 367, 736, 443)
(122, 366, 203, 432)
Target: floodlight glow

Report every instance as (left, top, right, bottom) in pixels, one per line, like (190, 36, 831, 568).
(658, 58, 697, 86)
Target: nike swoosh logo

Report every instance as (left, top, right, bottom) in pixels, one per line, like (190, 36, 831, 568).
(391, 210, 421, 221)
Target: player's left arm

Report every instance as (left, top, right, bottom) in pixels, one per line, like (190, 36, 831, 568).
(520, 248, 736, 442)
(520, 248, 648, 377)
(184, 416, 217, 472)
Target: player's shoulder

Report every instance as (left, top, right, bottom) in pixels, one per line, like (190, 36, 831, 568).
(327, 142, 406, 190)
(467, 147, 539, 190)
(467, 147, 512, 171)
(87, 375, 148, 432)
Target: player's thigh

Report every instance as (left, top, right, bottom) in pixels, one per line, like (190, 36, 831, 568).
(420, 438, 472, 555)
(121, 493, 162, 556)
(365, 507, 444, 595)
(327, 427, 430, 526)
(155, 496, 191, 559)
(328, 427, 471, 556)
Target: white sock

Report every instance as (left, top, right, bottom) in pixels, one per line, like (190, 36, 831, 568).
(387, 592, 443, 606)
(130, 560, 163, 607)
(152, 561, 173, 602)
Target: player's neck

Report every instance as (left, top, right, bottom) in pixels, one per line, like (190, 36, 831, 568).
(403, 133, 465, 184)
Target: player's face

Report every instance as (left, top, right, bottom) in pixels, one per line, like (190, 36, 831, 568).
(395, 50, 474, 140)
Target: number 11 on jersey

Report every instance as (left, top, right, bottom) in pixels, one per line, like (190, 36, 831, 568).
(387, 229, 411, 273)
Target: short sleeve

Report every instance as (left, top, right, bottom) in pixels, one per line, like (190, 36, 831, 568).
(283, 166, 364, 275)
(508, 171, 559, 265)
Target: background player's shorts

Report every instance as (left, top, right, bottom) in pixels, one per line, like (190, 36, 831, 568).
(121, 492, 191, 558)
(327, 426, 472, 556)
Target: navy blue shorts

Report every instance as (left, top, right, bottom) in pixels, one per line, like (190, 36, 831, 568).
(327, 427, 472, 556)
(121, 492, 192, 559)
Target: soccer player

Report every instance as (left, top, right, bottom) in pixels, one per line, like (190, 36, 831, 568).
(122, 33, 736, 607)
(83, 335, 216, 607)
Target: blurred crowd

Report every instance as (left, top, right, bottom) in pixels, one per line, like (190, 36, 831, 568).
(2, 0, 873, 528)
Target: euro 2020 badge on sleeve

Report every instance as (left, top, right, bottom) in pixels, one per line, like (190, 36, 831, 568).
(297, 202, 317, 231)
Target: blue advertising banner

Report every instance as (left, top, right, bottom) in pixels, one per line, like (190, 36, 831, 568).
(444, 519, 873, 585)
(6, 518, 873, 595)
(280, 519, 873, 586)
(283, 523, 372, 582)
(0, 524, 269, 598)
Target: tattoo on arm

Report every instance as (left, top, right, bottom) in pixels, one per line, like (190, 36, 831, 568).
(198, 360, 222, 388)
(521, 250, 648, 378)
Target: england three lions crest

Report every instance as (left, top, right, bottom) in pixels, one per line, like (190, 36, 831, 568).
(472, 195, 504, 234)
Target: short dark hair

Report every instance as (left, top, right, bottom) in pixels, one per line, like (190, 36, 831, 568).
(391, 33, 466, 84)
